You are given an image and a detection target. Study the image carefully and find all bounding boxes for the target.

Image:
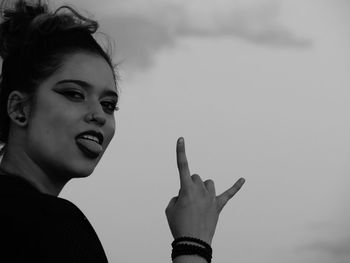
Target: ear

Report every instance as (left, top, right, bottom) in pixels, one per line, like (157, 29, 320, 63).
(7, 90, 31, 127)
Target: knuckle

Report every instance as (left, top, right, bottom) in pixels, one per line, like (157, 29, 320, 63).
(204, 179, 214, 186)
(204, 179, 216, 198)
(191, 174, 201, 181)
(191, 174, 211, 196)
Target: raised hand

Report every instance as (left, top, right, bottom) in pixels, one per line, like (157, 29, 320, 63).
(165, 137, 245, 245)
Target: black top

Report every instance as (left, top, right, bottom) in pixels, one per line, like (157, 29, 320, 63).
(0, 171, 109, 263)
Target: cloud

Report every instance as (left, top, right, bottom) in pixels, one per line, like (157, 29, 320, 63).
(100, 11, 182, 70)
(65, 0, 313, 71)
(98, 3, 185, 70)
(177, 1, 311, 47)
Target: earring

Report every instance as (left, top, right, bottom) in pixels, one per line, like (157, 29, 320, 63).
(17, 115, 26, 122)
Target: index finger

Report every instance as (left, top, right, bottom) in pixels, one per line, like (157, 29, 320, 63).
(176, 137, 192, 189)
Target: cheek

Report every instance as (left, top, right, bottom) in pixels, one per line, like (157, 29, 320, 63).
(104, 118, 116, 147)
(28, 106, 79, 153)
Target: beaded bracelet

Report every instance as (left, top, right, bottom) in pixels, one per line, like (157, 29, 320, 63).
(172, 236, 212, 253)
(171, 237, 212, 263)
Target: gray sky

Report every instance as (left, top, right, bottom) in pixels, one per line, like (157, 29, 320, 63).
(55, 0, 350, 262)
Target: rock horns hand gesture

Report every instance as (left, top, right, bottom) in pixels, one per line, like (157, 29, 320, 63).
(165, 137, 245, 245)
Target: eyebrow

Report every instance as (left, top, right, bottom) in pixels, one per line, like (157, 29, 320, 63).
(55, 79, 118, 99)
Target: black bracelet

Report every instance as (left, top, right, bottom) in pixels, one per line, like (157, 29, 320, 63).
(172, 244, 212, 263)
(172, 236, 212, 253)
(171, 237, 213, 263)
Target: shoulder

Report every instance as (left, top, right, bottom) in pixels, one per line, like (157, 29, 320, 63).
(0, 191, 83, 219)
(0, 174, 108, 262)
(0, 194, 108, 262)
(0, 193, 84, 241)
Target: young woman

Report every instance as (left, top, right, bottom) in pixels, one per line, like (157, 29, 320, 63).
(0, 1, 245, 262)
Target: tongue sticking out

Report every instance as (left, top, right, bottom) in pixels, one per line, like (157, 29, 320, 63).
(76, 137, 103, 157)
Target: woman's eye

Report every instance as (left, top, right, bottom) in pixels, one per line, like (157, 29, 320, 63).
(61, 90, 119, 113)
(102, 101, 119, 114)
(63, 91, 84, 100)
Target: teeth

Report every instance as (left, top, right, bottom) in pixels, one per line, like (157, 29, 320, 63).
(81, 135, 99, 143)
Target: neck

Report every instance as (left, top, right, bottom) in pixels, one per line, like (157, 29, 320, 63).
(0, 145, 67, 196)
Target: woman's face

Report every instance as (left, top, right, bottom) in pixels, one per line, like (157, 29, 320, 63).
(25, 52, 117, 179)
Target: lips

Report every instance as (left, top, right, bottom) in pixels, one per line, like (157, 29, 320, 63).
(75, 130, 104, 158)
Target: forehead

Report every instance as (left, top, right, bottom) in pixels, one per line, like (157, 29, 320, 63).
(53, 52, 116, 91)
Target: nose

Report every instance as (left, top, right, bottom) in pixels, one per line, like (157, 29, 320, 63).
(84, 101, 106, 126)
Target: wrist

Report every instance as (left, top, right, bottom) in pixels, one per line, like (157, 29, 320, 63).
(172, 237, 212, 263)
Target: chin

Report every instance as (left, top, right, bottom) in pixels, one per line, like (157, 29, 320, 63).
(55, 157, 98, 180)
(70, 162, 97, 178)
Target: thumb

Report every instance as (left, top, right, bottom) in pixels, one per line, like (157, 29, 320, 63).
(165, 196, 178, 214)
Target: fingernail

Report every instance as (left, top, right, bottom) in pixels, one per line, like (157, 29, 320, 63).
(179, 137, 184, 144)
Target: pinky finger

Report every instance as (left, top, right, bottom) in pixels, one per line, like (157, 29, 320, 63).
(216, 177, 245, 213)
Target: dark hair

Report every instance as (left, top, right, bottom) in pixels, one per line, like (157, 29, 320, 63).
(0, 0, 119, 156)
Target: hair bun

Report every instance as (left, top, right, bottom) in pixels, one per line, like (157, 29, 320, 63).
(0, 0, 48, 60)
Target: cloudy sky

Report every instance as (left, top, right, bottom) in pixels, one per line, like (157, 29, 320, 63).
(53, 0, 350, 262)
